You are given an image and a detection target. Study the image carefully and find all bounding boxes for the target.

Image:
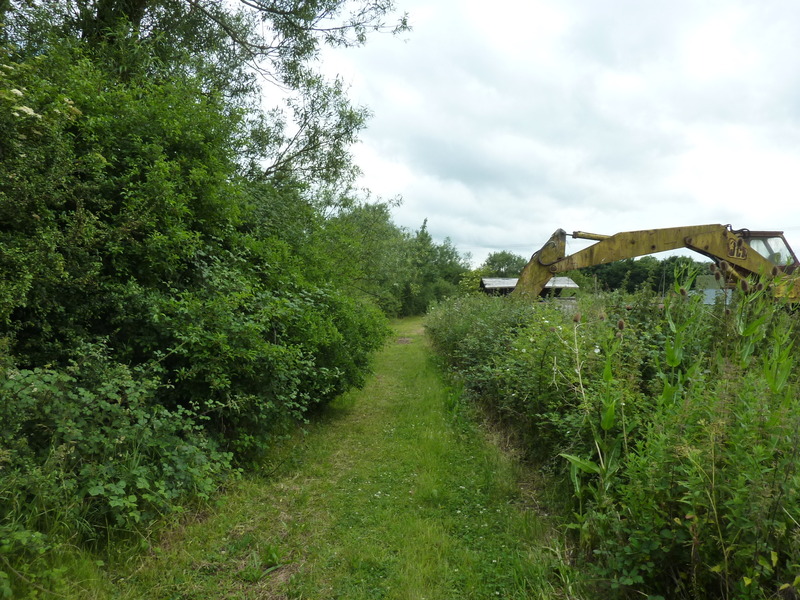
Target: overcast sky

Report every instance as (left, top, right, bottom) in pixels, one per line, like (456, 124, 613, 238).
(321, 0, 800, 266)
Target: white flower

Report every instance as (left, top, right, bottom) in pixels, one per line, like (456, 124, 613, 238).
(10, 88, 23, 97)
(13, 105, 41, 118)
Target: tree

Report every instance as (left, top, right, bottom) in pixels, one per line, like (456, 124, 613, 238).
(481, 251, 528, 278)
(397, 221, 470, 315)
(4, 0, 408, 196)
(581, 255, 707, 293)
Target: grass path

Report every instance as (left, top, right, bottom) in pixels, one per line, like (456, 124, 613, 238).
(99, 317, 577, 599)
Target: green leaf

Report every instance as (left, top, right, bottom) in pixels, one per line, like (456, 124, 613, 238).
(560, 453, 601, 474)
(603, 356, 613, 382)
(665, 331, 683, 367)
(742, 315, 768, 337)
(601, 398, 616, 431)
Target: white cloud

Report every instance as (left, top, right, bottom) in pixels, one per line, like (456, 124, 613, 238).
(319, 0, 800, 266)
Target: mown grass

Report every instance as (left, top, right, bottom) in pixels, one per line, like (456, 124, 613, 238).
(67, 317, 580, 599)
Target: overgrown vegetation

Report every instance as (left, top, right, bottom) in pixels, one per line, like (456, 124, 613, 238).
(426, 269, 800, 599)
(0, 1, 469, 595)
(90, 319, 577, 600)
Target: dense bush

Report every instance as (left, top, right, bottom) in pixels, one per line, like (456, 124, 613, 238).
(0, 350, 234, 594)
(0, 25, 391, 596)
(426, 272, 800, 599)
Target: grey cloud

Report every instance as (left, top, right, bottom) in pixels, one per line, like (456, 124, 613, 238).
(324, 0, 800, 262)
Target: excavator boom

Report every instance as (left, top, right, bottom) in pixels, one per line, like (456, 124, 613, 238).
(514, 224, 799, 300)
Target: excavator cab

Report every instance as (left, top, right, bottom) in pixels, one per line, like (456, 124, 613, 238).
(741, 231, 798, 272)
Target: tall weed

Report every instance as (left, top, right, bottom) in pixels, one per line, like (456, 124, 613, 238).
(426, 273, 800, 599)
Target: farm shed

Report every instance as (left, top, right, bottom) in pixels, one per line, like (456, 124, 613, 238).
(480, 276, 579, 296)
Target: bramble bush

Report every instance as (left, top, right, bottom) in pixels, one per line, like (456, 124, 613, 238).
(426, 270, 800, 599)
(0, 348, 234, 596)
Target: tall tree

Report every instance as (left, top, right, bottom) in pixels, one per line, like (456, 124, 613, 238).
(481, 251, 528, 278)
(398, 221, 469, 315)
(3, 0, 408, 195)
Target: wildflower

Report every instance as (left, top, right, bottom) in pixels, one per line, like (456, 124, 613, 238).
(679, 287, 687, 297)
(13, 105, 41, 118)
(10, 88, 23, 96)
(594, 346, 601, 354)
(573, 312, 581, 323)
(617, 319, 625, 331)
(772, 266, 779, 277)
(740, 279, 750, 293)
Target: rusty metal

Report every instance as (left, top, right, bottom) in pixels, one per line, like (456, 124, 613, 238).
(513, 224, 800, 300)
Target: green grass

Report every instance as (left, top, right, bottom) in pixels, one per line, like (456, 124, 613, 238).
(66, 317, 582, 599)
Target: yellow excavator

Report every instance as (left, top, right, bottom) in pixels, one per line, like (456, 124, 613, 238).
(513, 224, 800, 301)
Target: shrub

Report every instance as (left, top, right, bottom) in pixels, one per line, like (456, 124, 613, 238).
(426, 273, 800, 599)
(0, 348, 233, 595)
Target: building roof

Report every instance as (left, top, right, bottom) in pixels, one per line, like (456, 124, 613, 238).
(480, 276, 579, 291)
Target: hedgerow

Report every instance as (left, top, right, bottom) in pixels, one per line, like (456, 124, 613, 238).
(0, 37, 390, 596)
(426, 270, 800, 599)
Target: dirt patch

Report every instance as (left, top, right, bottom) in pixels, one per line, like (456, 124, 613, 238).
(395, 337, 413, 344)
(253, 560, 303, 599)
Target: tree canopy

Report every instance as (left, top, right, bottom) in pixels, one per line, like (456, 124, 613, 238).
(580, 255, 707, 293)
(480, 250, 529, 278)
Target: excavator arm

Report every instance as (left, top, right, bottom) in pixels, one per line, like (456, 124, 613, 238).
(514, 224, 798, 299)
